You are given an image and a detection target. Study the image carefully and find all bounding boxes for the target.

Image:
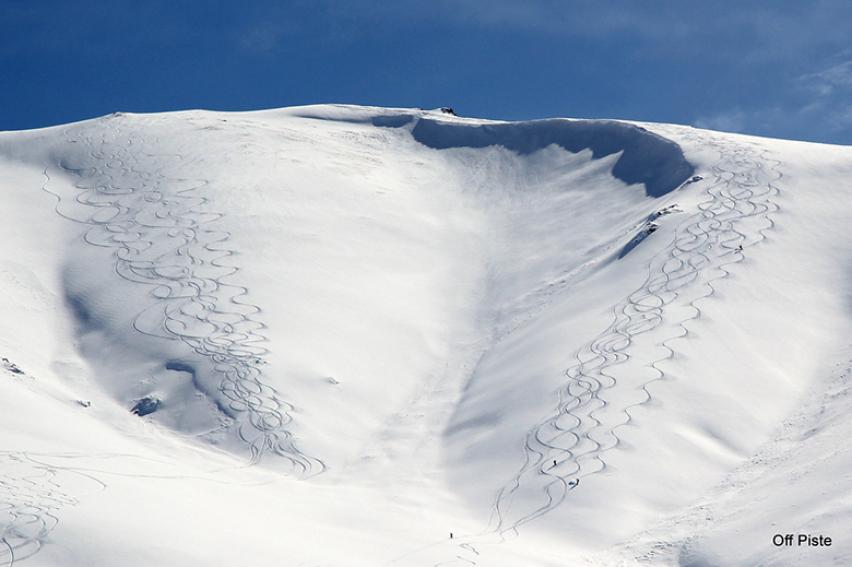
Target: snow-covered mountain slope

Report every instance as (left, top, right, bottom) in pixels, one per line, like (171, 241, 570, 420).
(0, 105, 850, 566)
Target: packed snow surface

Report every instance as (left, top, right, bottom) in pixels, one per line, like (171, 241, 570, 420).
(0, 104, 850, 566)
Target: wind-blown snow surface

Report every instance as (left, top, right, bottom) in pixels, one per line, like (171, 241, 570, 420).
(0, 105, 850, 566)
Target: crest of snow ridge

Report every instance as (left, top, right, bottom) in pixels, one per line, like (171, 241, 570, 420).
(301, 108, 695, 197)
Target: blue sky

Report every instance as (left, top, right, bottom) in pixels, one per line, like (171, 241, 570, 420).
(3, 0, 852, 144)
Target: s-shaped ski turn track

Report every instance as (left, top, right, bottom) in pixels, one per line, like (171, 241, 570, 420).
(405, 132, 782, 566)
(43, 114, 324, 477)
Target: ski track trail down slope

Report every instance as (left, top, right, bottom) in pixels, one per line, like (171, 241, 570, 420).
(414, 130, 782, 566)
(1, 113, 326, 564)
(43, 115, 324, 476)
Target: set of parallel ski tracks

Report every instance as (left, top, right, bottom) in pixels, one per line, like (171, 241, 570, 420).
(419, 132, 781, 566)
(2, 114, 322, 565)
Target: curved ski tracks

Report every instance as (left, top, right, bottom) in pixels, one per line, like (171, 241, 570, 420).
(434, 133, 782, 565)
(0, 452, 105, 567)
(43, 115, 323, 476)
(0, 113, 323, 564)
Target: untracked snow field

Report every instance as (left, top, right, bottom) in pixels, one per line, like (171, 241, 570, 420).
(0, 105, 850, 566)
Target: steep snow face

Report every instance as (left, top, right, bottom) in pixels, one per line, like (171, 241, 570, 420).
(0, 105, 850, 567)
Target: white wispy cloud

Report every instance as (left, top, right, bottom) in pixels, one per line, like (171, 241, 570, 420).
(800, 58, 852, 97)
(694, 110, 749, 134)
(694, 53, 852, 143)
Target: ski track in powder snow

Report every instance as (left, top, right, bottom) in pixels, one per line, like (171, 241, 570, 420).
(0, 114, 327, 565)
(0, 451, 105, 567)
(401, 130, 782, 566)
(44, 114, 323, 475)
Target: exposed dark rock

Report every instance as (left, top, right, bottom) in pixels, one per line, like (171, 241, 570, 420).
(131, 396, 161, 416)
